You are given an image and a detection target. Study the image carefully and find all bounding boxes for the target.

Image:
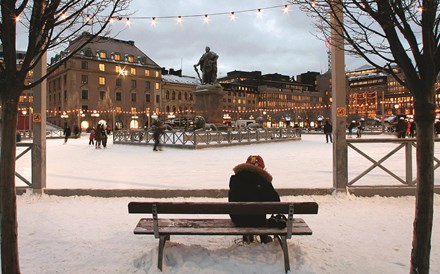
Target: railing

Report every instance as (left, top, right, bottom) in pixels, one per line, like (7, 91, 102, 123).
(113, 128, 302, 147)
(347, 138, 440, 186)
(15, 143, 33, 187)
(16, 129, 77, 140)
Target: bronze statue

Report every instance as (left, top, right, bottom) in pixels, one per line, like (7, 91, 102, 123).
(194, 46, 218, 85)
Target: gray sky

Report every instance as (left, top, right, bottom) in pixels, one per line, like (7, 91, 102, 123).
(106, 0, 364, 80)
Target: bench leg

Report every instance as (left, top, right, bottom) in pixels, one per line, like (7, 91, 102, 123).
(275, 235, 290, 273)
(157, 235, 170, 271)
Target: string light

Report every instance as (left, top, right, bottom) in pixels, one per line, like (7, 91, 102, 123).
(203, 14, 210, 24)
(151, 17, 157, 26)
(176, 15, 183, 24)
(108, 4, 294, 25)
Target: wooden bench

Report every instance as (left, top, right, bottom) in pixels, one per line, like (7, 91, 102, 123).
(128, 201, 319, 273)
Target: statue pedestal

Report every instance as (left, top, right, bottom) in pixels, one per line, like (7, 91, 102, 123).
(194, 84, 224, 124)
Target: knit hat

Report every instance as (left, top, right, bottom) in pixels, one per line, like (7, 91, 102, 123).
(246, 155, 265, 169)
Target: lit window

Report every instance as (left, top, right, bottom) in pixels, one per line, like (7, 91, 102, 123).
(155, 82, 160, 90)
(113, 53, 121, 61)
(127, 55, 134, 63)
(130, 68, 136, 75)
(155, 70, 160, 78)
(115, 106, 122, 113)
(115, 66, 121, 73)
(99, 51, 107, 59)
(145, 69, 150, 77)
(99, 77, 106, 85)
(99, 64, 105, 71)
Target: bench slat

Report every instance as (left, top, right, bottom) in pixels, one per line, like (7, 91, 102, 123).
(134, 218, 313, 235)
(128, 202, 318, 215)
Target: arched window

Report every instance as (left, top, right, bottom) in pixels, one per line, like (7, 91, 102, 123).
(166, 90, 170, 100)
(178, 92, 182, 100)
(172, 91, 176, 100)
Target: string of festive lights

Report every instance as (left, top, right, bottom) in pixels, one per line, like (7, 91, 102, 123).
(109, 4, 293, 26)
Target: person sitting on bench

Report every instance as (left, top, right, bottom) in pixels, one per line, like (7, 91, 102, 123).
(228, 155, 280, 244)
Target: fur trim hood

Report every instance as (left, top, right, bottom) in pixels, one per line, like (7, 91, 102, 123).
(233, 163, 273, 182)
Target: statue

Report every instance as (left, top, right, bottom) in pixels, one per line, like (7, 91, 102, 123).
(193, 116, 218, 131)
(194, 46, 218, 85)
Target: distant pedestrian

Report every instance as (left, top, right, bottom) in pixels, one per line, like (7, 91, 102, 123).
(410, 120, 416, 137)
(153, 122, 165, 151)
(89, 129, 95, 145)
(396, 117, 407, 138)
(356, 120, 362, 138)
(95, 124, 103, 149)
(323, 120, 333, 143)
(64, 125, 71, 144)
(101, 127, 108, 148)
(348, 120, 356, 138)
(73, 125, 80, 137)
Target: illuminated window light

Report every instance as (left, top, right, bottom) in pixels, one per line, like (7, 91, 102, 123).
(176, 15, 183, 24)
(229, 12, 236, 21)
(203, 14, 210, 24)
(151, 17, 157, 26)
(283, 5, 289, 14)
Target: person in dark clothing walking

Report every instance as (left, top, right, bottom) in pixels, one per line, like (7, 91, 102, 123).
(95, 124, 103, 149)
(396, 117, 407, 138)
(63, 125, 71, 144)
(323, 120, 333, 143)
(228, 155, 280, 244)
(152, 122, 165, 151)
(347, 120, 356, 138)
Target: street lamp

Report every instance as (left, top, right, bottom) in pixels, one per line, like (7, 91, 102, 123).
(91, 110, 100, 126)
(394, 103, 399, 115)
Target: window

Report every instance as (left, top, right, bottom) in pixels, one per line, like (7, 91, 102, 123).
(81, 90, 88, 100)
(155, 70, 160, 77)
(145, 69, 150, 77)
(81, 61, 88, 69)
(81, 105, 88, 112)
(131, 92, 136, 102)
(130, 107, 137, 114)
(155, 82, 160, 90)
(127, 55, 134, 63)
(145, 94, 151, 102)
(113, 53, 121, 61)
(99, 77, 105, 85)
(116, 78, 122, 87)
(172, 91, 176, 100)
(145, 81, 151, 90)
(115, 106, 122, 113)
(156, 94, 160, 103)
(100, 90, 105, 100)
(116, 92, 122, 101)
(130, 68, 136, 75)
(99, 51, 107, 59)
(115, 65, 121, 73)
(81, 75, 88, 84)
(99, 63, 105, 71)
(178, 92, 182, 100)
(131, 80, 136, 88)
(166, 91, 170, 100)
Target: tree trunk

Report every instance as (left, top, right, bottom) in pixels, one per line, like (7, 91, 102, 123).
(410, 101, 435, 274)
(0, 97, 20, 273)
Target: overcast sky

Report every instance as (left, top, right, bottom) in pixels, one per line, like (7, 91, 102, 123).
(104, 0, 365, 80)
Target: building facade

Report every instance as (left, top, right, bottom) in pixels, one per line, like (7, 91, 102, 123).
(47, 33, 162, 130)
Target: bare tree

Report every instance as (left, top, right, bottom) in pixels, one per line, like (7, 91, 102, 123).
(0, 1, 130, 273)
(290, 0, 439, 272)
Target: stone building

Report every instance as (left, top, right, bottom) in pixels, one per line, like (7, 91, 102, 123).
(47, 32, 162, 130)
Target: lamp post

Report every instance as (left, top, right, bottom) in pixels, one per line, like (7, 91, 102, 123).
(91, 110, 100, 127)
(394, 103, 399, 115)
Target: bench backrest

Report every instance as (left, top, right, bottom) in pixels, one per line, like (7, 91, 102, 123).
(128, 202, 318, 215)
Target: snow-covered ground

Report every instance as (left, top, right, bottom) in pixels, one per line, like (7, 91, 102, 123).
(15, 133, 440, 273)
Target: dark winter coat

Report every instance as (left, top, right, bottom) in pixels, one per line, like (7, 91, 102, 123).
(323, 122, 332, 134)
(228, 163, 280, 227)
